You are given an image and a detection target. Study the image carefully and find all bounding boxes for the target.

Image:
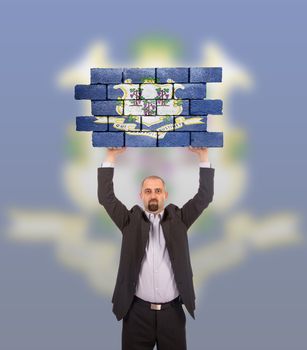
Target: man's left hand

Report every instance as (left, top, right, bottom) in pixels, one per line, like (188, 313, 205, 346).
(188, 146, 209, 162)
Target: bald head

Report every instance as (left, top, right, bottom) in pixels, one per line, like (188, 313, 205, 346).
(140, 175, 166, 192)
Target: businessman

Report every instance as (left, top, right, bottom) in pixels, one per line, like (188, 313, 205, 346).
(98, 146, 215, 350)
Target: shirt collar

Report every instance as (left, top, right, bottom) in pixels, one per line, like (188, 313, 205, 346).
(144, 208, 165, 221)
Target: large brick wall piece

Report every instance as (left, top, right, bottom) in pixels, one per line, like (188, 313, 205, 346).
(74, 67, 223, 147)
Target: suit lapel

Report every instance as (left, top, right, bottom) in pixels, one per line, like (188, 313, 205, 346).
(140, 212, 150, 253)
(161, 208, 174, 258)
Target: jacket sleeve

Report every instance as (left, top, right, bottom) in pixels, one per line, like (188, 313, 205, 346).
(180, 167, 215, 229)
(97, 167, 130, 232)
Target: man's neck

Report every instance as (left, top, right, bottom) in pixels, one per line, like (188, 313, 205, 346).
(144, 208, 164, 218)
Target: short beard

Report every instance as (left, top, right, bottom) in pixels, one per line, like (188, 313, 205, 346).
(148, 200, 159, 212)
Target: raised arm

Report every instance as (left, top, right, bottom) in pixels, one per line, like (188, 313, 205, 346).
(97, 147, 130, 232)
(180, 147, 215, 229)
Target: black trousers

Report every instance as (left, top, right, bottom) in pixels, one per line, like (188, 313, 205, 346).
(122, 296, 187, 350)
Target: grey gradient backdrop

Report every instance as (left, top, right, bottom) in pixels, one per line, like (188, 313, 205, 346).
(0, 0, 306, 349)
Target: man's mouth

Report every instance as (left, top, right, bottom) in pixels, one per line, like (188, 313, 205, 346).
(148, 200, 158, 211)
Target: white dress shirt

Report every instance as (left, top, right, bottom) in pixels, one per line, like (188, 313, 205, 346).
(135, 209, 180, 302)
(100, 160, 211, 302)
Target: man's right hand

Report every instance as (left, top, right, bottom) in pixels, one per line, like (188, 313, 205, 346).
(104, 147, 127, 163)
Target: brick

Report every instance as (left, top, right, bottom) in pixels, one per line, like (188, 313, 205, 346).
(158, 131, 190, 147)
(123, 68, 155, 83)
(124, 100, 156, 116)
(91, 68, 123, 84)
(157, 99, 189, 116)
(92, 131, 124, 147)
(141, 116, 174, 131)
(190, 67, 222, 83)
(174, 83, 206, 99)
(156, 68, 189, 83)
(125, 132, 157, 147)
(108, 84, 140, 100)
(76, 116, 108, 131)
(140, 83, 173, 99)
(109, 116, 141, 132)
(174, 116, 207, 132)
(190, 132, 223, 147)
(91, 101, 123, 116)
(76, 66, 224, 149)
(75, 84, 106, 100)
(190, 99, 223, 115)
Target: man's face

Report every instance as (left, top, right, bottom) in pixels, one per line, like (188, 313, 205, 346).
(139, 178, 168, 213)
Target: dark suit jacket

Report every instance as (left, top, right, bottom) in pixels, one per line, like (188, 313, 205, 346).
(97, 166, 215, 321)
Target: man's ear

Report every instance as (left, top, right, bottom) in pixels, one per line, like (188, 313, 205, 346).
(165, 191, 168, 200)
